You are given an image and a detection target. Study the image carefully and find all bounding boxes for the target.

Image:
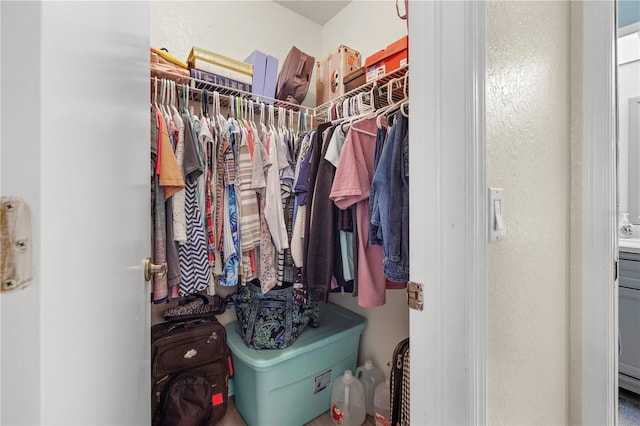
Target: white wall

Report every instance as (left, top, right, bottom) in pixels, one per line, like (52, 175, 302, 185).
(487, 1, 570, 424)
(0, 2, 42, 424)
(321, 0, 407, 61)
(618, 29, 640, 220)
(150, 1, 323, 107)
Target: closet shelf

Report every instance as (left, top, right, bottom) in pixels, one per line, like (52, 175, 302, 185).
(151, 68, 313, 114)
(313, 65, 408, 123)
(151, 64, 408, 122)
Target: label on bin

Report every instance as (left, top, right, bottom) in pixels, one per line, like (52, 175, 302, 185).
(331, 404, 344, 425)
(314, 369, 331, 394)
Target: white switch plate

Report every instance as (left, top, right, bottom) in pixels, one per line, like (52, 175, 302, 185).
(488, 187, 504, 242)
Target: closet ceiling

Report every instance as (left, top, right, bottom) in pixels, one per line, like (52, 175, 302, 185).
(272, 0, 352, 25)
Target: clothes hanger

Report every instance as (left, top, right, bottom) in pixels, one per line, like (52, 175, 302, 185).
(374, 77, 407, 128)
(336, 92, 369, 132)
(159, 78, 165, 115)
(170, 81, 180, 117)
(154, 77, 159, 110)
(162, 79, 171, 118)
(215, 91, 227, 136)
(258, 102, 267, 139)
(306, 108, 313, 130)
(277, 106, 283, 132)
(232, 95, 237, 120)
(212, 90, 219, 130)
(400, 100, 409, 118)
(182, 84, 189, 115)
(248, 100, 257, 132)
(399, 71, 409, 118)
(269, 104, 277, 134)
(173, 81, 180, 113)
(236, 97, 243, 129)
(283, 107, 289, 136)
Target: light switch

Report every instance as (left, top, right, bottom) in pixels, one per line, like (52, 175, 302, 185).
(494, 200, 503, 231)
(488, 187, 504, 242)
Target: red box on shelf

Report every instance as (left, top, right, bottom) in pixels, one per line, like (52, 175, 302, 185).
(364, 35, 408, 82)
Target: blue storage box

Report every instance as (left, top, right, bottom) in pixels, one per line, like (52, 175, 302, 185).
(226, 302, 366, 426)
(244, 50, 278, 103)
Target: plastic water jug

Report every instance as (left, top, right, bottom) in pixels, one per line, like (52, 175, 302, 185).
(373, 379, 391, 426)
(331, 370, 366, 426)
(355, 360, 384, 416)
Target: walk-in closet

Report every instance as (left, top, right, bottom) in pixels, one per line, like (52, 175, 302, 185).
(150, 2, 410, 424)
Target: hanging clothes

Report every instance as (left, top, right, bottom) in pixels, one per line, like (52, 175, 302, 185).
(290, 130, 315, 268)
(385, 113, 409, 282)
(171, 111, 187, 244)
(306, 124, 348, 301)
(324, 125, 355, 284)
(177, 113, 211, 295)
(301, 122, 332, 301)
(151, 106, 185, 303)
(219, 120, 240, 287)
(330, 117, 389, 308)
(263, 127, 289, 252)
(237, 125, 261, 284)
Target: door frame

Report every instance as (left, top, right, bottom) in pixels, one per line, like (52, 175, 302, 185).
(410, 0, 617, 424)
(408, 1, 487, 424)
(581, 1, 618, 425)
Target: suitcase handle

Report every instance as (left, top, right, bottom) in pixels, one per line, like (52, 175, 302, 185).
(166, 318, 209, 332)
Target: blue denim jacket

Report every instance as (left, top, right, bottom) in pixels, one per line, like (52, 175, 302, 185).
(370, 125, 393, 246)
(386, 113, 409, 281)
(369, 113, 409, 282)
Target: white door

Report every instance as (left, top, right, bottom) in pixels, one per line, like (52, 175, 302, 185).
(1, 2, 151, 424)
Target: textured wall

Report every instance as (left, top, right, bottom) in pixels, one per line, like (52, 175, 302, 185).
(321, 0, 406, 61)
(150, 1, 322, 107)
(487, 1, 570, 424)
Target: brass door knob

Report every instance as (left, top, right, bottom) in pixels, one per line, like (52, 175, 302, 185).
(144, 257, 167, 281)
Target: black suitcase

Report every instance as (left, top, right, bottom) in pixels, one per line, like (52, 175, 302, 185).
(151, 318, 230, 425)
(390, 337, 409, 426)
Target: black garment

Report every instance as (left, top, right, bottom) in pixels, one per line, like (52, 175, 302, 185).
(301, 122, 332, 301)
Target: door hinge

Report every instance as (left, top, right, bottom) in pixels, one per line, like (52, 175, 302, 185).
(407, 281, 423, 311)
(615, 259, 618, 282)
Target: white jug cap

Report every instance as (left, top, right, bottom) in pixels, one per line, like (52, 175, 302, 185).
(343, 370, 354, 383)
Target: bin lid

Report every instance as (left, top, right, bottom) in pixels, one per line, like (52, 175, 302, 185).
(226, 302, 366, 369)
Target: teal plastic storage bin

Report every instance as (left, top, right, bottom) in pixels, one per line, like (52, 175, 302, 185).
(226, 302, 366, 426)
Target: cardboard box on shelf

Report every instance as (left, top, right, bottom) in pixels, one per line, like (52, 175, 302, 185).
(316, 45, 361, 106)
(364, 35, 408, 82)
(187, 46, 253, 85)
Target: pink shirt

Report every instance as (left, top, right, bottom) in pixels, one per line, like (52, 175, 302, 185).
(330, 117, 387, 307)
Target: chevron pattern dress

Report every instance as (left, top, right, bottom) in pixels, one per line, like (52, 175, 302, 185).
(178, 179, 211, 295)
